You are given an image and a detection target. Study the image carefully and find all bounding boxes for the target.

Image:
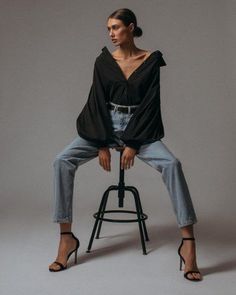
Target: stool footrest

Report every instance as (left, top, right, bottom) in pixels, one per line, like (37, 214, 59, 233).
(93, 209, 148, 223)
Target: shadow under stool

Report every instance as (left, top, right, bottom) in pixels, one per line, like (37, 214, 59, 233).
(86, 146, 150, 255)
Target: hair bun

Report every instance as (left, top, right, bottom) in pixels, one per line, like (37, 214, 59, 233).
(133, 26, 143, 37)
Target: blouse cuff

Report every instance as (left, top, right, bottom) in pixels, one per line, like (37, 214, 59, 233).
(124, 142, 142, 151)
(97, 143, 108, 148)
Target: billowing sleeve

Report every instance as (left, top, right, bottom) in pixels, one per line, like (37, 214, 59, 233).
(76, 58, 113, 147)
(120, 54, 166, 151)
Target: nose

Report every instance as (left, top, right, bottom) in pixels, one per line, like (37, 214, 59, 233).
(109, 30, 114, 38)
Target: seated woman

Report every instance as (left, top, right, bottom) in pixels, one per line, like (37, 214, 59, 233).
(48, 8, 203, 282)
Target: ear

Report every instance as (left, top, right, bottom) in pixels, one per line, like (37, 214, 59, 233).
(128, 22, 135, 33)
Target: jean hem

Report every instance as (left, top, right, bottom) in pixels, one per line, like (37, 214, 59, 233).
(178, 219, 198, 228)
(53, 217, 72, 223)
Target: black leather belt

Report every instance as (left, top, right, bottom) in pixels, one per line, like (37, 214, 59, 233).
(108, 103, 138, 114)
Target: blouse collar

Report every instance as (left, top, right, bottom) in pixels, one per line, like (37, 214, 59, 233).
(101, 46, 161, 60)
(100, 46, 163, 82)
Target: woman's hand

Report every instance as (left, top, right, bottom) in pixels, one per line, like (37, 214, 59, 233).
(98, 147, 111, 172)
(121, 147, 137, 170)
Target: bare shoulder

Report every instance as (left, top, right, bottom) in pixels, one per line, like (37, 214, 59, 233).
(142, 49, 152, 57)
(140, 49, 152, 54)
(135, 49, 152, 60)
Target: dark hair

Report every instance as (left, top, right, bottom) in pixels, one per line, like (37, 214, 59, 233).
(108, 8, 143, 38)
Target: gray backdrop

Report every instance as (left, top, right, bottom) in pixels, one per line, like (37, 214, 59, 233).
(0, 0, 235, 294)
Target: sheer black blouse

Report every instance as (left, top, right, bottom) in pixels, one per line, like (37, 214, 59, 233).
(76, 46, 167, 151)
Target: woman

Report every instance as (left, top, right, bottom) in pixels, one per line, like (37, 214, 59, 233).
(49, 8, 203, 281)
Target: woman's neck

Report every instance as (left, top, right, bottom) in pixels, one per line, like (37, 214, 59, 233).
(114, 43, 142, 59)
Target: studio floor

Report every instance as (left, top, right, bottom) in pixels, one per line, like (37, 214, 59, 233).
(1, 206, 235, 295)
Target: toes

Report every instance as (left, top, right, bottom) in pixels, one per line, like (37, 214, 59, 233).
(193, 272, 201, 280)
(49, 262, 60, 271)
(195, 273, 202, 280)
(193, 273, 198, 279)
(187, 273, 194, 279)
(186, 272, 201, 280)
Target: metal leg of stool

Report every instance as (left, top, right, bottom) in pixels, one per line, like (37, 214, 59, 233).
(96, 189, 110, 239)
(132, 187, 150, 242)
(86, 189, 110, 253)
(128, 187, 148, 255)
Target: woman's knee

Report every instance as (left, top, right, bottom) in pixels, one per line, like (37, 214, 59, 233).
(53, 153, 71, 168)
(168, 156, 182, 167)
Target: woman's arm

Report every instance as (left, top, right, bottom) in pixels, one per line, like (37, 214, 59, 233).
(76, 58, 113, 148)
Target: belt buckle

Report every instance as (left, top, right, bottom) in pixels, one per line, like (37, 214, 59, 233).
(122, 106, 129, 114)
(109, 102, 134, 114)
(113, 104, 118, 113)
(121, 106, 129, 114)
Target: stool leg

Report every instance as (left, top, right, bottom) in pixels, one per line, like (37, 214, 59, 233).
(133, 187, 150, 242)
(129, 187, 148, 255)
(118, 150, 125, 207)
(96, 189, 110, 238)
(86, 190, 110, 253)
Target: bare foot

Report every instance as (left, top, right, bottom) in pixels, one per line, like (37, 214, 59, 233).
(179, 240, 203, 280)
(49, 233, 77, 271)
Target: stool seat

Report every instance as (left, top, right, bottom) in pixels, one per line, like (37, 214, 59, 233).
(113, 146, 125, 151)
(86, 148, 150, 255)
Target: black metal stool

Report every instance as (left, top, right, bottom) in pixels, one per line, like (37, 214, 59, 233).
(86, 147, 150, 255)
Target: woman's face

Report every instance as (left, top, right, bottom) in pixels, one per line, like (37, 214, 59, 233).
(107, 18, 134, 46)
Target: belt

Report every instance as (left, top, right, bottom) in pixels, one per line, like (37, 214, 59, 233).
(108, 101, 139, 114)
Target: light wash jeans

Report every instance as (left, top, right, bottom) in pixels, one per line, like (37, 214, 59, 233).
(52, 109, 198, 228)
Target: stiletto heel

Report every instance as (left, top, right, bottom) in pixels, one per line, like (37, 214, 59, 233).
(179, 255, 183, 271)
(49, 231, 80, 272)
(177, 237, 202, 281)
(74, 249, 78, 264)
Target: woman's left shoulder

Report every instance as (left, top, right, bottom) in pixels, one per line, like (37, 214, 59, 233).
(153, 49, 167, 67)
(143, 48, 165, 59)
(140, 48, 166, 67)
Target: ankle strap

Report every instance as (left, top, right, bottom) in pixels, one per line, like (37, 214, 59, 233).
(61, 231, 72, 235)
(182, 237, 195, 240)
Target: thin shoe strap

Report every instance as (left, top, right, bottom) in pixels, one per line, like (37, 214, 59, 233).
(53, 261, 66, 269)
(61, 232, 72, 235)
(182, 237, 195, 240)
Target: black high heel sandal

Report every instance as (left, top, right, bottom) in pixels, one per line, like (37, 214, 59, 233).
(49, 231, 80, 272)
(177, 237, 202, 281)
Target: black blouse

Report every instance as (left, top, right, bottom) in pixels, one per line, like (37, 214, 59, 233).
(76, 46, 167, 151)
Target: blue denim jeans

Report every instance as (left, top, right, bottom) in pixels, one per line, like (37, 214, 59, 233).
(52, 108, 198, 228)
